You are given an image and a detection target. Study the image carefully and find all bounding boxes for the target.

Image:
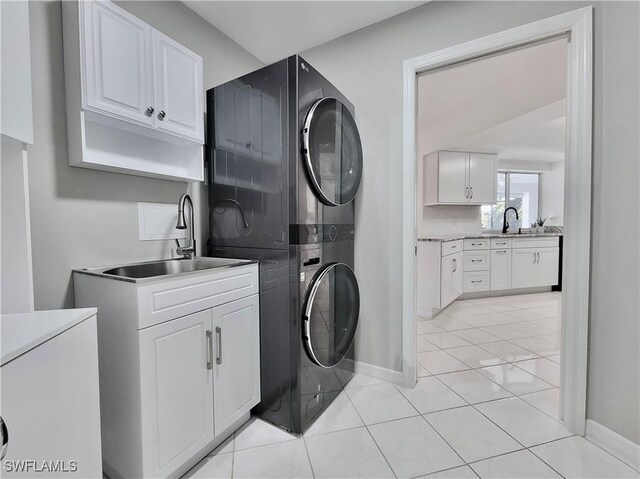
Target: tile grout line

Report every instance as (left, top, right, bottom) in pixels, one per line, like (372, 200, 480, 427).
(343, 386, 399, 478)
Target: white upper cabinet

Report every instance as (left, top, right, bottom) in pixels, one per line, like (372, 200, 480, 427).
(63, 0, 205, 182)
(436, 151, 468, 203)
(154, 32, 204, 142)
(424, 151, 497, 205)
(1, 0, 33, 144)
(82, 0, 155, 126)
(468, 153, 497, 204)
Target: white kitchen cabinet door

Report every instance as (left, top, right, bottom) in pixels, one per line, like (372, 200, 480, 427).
(82, 0, 154, 127)
(468, 153, 497, 204)
(535, 247, 560, 287)
(491, 249, 512, 291)
(511, 248, 538, 289)
(0, 317, 102, 478)
(438, 151, 469, 203)
(139, 309, 214, 478)
(440, 252, 463, 307)
(213, 295, 260, 434)
(154, 31, 204, 142)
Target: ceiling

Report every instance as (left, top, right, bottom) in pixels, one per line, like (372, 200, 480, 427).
(418, 37, 568, 163)
(183, 1, 425, 63)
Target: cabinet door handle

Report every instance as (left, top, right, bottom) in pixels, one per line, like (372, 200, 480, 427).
(471, 280, 482, 284)
(0, 416, 8, 461)
(470, 187, 473, 199)
(215, 326, 222, 365)
(496, 241, 507, 245)
(206, 330, 213, 370)
(496, 250, 507, 255)
(145, 106, 154, 117)
(158, 110, 166, 120)
(465, 187, 469, 199)
(536, 252, 540, 264)
(471, 259, 482, 263)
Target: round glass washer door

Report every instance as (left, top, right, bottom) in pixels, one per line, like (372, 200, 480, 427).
(302, 97, 363, 206)
(303, 263, 360, 368)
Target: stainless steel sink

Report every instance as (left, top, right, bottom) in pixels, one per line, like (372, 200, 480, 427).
(78, 257, 254, 282)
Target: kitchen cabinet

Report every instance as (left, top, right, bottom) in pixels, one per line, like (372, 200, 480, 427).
(82, 0, 155, 127)
(139, 310, 214, 478)
(417, 240, 463, 317)
(491, 248, 512, 291)
(424, 151, 497, 205)
(0, 309, 102, 478)
(440, 251, 463, 308)
(62, 0, 205, 182)
(511, 247, 559, 289)
(212, 295, 260, 433)
(73, 262, 260, 479)
(1, 0, 33, 144)
(154, 31, 204, 142)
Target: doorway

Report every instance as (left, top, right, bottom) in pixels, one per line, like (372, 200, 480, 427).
(401, 8, 593, 436)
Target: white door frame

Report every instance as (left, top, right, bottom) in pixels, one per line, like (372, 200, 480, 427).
(401, 7, 593, 435)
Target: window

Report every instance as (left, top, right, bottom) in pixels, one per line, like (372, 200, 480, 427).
(482, 172, 539, 230)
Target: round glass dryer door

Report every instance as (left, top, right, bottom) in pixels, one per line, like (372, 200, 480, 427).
(302, 98, 363, 206)
(303, 263, 360, 368)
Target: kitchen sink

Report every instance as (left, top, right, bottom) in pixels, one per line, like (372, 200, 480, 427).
(76, 257, 255, 282)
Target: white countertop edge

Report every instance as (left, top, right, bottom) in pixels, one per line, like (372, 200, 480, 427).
(1, 307, 97, 366)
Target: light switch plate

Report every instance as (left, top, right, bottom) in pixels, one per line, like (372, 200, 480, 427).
(137, 202, 187, 241)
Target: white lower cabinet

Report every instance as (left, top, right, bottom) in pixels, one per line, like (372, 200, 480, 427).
(140, 310, 215, 478)
(441, 251, 463, 306)
(491, 249, 512, 291)
(511, 247, 559, 288)
(74, 263, 260, 479)
(212, 295, 260, 433)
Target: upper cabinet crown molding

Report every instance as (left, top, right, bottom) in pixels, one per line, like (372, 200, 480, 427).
(62, 0, 205, 182)
(424, 150, 497, 206)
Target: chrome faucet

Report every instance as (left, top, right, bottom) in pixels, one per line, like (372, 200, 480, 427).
(175, 193, 196, 259)
(502, 206, 519, 234)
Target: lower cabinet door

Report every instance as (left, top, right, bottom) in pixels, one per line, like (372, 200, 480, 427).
(451, 252, 464, 299)
(511, 248, 537, 289)
(491, 249, 512, 291)
(440, 255, 455, 307)
(535, 247, 560, 287)
(213, 294, 260, 434)
(139, 309, 214, 478)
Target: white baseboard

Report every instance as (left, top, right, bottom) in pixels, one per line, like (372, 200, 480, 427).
(586, 419, 640, 471)
(354, 361, 405, 386)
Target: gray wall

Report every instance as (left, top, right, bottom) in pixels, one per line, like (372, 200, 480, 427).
(27, 1, 262, 309)
(301, 1, 639, 443)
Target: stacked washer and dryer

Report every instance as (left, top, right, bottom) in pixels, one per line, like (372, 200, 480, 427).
(206, 56, 363, 435)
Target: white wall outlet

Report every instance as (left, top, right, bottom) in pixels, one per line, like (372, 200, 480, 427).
(137, 202, 187, 241)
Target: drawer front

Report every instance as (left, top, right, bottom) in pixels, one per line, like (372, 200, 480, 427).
(442, 240, 463, 256)
(464, 239, 489, 251)
(464, 271, 490, 292)
(463, 251, 490, 271)
(491, 238, 512, 249)
(512, 236, 560, 249)
(137, 264, 259, 329)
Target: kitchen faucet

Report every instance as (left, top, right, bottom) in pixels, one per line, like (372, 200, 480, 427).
(175, 193, 196, 259)
(502, 206, 519, 234)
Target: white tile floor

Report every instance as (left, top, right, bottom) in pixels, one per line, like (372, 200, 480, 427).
(183, 293, 639, 479)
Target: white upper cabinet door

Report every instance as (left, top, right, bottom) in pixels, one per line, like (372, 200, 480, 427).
(535, 247, 560, 287)
(82, 0, 154, 126)
(468, 153, 497, 204)
(139, 309, 214, 478)
(438, 151, 469, 203)
(213, 295, 260, 434)
(154, 31, 204, 142)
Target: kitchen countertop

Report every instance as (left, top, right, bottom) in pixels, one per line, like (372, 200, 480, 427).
(1, 308, 97, 366)
(418, 231, 563, 242)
